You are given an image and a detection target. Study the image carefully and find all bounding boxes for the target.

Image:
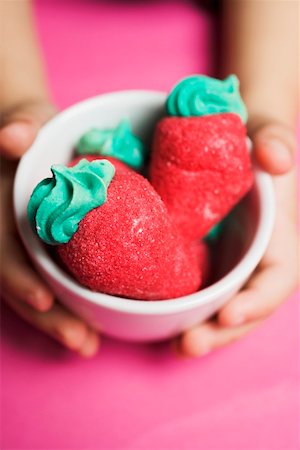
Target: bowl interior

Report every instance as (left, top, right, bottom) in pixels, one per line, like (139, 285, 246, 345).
(14, 90, 274, 314)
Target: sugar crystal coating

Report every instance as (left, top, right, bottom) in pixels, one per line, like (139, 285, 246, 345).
(149, 114, 253, 240)
(57, 167, 202, 300)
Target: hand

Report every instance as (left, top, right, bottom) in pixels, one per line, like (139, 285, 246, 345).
(0, 100, 100, 357)
(175, 121, 299, 357)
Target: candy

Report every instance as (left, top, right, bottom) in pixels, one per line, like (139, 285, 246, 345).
(27, 74, 254, 301)
(56, 165, 202, 300)
(149, 114, 253, 240)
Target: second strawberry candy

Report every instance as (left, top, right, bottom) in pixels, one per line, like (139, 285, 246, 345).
(149, 75, 254, 241)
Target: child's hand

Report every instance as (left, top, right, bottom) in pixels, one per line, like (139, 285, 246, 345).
(0, 101, 100, 357)
(176, 121, 299, 357)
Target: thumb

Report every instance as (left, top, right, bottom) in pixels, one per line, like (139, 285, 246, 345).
(249, 122, 296, 175)
(0, 101, 56, 160)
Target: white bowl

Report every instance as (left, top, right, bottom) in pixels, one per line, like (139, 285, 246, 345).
(14, 91, 275, 342)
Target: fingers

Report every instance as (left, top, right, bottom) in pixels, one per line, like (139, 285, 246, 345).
(176, 320, 261, 358)
(79, 328, 101, 358)
(1, 233, 54, 311)
(218, 262, 298, 327)
(219, 216, 299, 327)
(1, 152, 55, 313)
(250, 122, 296, 175)
(175, 214, 298, 359)
(0, 100, 100, 358)
(0, 100, 56, 159)
(1, 229, 99, 358)
(5, 294, 100, 357)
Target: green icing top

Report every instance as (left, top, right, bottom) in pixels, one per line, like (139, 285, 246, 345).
(76, 120, 145, 170)
(28, 159, 115, 245)
(166, 74, 247, 123)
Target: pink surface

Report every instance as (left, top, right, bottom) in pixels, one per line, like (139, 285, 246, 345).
(1, 1, 299, 449)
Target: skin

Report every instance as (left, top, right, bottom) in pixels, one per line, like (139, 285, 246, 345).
(177, 0, 299, 357)
(0, 0, 298, 358)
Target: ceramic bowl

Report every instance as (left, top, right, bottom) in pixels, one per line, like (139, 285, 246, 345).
(14, 91, 275, 342)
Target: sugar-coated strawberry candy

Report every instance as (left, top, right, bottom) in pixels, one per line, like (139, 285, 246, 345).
(57, 169, 202, 300)
(149, 114, 253, 240)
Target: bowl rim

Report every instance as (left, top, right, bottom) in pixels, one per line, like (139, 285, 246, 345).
(14, 90, 275, 316)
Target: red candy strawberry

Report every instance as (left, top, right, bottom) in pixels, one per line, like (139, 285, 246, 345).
(28, 159, 202, 300)
(149, 75, 253, 240)
(57, 168, 202, 300)
(150, 114, 253, 240)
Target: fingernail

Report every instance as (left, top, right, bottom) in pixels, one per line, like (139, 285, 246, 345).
(2, 121, 32, 139)
(189, 346, 210, 358)
(183, 330, 212, 358)
(56, 326, 85, 350)
(26, 291, 49, 310)
(198, 344, 211, 357)
(79, 335, 99, 358)
(264, 138, 292, 164)
(191, 339, 211, 357)
(231, 314, 245, 326)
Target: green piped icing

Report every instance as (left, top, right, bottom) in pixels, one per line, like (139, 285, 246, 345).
(76, 120, 145, 169)
(166, 74, 247, 123)
(28, 159, 115, 245)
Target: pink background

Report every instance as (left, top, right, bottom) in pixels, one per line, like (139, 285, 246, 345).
(1, 1, 299, 449)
